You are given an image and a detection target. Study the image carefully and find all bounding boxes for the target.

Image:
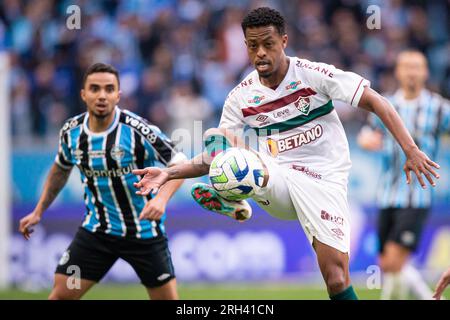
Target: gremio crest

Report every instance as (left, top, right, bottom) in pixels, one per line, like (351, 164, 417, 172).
(294, 96, 311, 115)
(110, 145, 125, 161)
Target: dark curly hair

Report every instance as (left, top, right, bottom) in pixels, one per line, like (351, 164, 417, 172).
(241, 7, 286, 36)
(83, 62, 120, 88)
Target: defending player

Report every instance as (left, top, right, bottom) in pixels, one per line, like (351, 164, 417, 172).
(358, 50, 450, 299)
(19, 63, 186, 300)
(132, 8, 440, 300)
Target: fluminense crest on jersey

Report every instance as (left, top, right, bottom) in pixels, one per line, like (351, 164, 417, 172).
(220, 56, 370, 187)
(294, 96, 311, 115)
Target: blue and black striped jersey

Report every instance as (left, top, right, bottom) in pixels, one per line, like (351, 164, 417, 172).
(55, 107, 185, 239)
(369, 89, 450, 209)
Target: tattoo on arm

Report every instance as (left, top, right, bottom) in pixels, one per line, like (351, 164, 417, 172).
(36, 164, 72, 213)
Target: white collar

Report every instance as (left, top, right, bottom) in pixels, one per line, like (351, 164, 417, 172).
(83, 106, 120, 137)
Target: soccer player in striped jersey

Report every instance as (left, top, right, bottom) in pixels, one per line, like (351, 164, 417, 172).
(132, 8, 440, 300)
(358, 50, 450, 299)
(19, 63, 186, 300)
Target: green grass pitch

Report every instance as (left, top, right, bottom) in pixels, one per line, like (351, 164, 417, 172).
(1, 283, 448, 300)
(0, 283, 423, 300)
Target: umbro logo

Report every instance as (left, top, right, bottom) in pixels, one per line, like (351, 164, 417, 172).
(157, 273, 171, 281)
(74, 149, 83, 161)
(331, 228, 345, 240)
(256, 115, 268, 122)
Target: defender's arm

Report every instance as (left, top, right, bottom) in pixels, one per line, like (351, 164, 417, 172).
(358, 87, 440, 187)
(19, 163, 72, 239)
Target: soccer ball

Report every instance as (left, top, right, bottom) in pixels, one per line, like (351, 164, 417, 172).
(209, 148, 265, 201)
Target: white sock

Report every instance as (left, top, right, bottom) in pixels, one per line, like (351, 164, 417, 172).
(401, 264, 433, 300)
(382, 272, 407, 300)
(380, 272, 397, 300)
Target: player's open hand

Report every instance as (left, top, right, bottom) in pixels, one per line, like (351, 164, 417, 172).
(132, 167, 169, 195)
(433, 267, 450, 300)
(403, 147, 440, 188)
(139, 196, 167, 221)
(19, 212, 41, 240)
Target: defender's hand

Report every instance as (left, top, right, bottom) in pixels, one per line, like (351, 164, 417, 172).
(19, 212, 41, 240)
(357, 127, 383, 151)
(433, 268, 450, 300)
(404, 147, 440, 188)
(139, 197, 167, 221)
(132, 167, 169, 195)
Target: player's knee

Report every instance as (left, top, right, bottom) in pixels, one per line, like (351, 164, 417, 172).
(326, 275, 347, 295)
(323, 266, 347, 294)
(48, 290, 71, 300)
(48, 287, 82, 300)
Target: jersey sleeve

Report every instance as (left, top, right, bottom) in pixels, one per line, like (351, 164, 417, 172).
(305, 62, 371, 108)
(219, 93, 245, 131)
(54, 127, 74, 170)
(144, 124, 187, 167)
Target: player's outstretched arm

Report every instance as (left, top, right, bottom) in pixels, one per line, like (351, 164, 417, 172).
(133, 152, 210, 196)
(133, 126, 249, 196)
(433, 267, 450, 300)
(358, 87, 440, 188)
(138, 166, 185, 221)
(19, 163, 72, 240)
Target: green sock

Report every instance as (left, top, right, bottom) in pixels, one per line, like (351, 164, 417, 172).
(330, 285, 358, 300)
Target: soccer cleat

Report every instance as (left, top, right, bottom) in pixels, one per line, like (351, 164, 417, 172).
(191, 183, 252, 222)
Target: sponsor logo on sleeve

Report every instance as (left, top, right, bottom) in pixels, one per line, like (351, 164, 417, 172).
(125, 116, 158, 143)
(62, 119, 79, 131)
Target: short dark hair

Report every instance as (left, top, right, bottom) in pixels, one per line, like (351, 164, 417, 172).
(82, 62, 120, 88)
(241, 7, 286, 36)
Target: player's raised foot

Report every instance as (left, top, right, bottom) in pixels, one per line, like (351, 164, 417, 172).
(190, 183, 252, 222)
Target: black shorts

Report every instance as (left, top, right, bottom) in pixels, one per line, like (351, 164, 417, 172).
(55, 227, 175, 288)
(378, 207, 429, 253)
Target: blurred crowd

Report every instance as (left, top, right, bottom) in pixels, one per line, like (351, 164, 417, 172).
(1, 0, 449, 145)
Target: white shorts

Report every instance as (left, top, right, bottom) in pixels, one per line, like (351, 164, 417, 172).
(252, 153, 351, 253)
